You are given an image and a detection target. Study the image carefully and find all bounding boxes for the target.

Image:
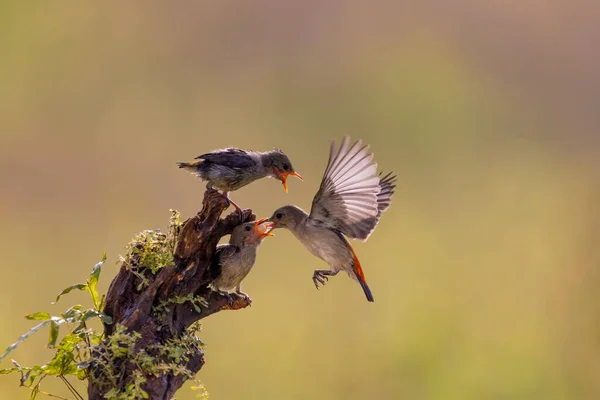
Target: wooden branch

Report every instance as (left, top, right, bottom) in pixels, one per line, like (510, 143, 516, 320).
(89, 188, 253, 400)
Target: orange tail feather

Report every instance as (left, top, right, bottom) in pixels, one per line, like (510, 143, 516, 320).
(348, 244, 374, 302)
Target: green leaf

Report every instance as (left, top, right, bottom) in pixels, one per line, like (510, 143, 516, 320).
(87, 259, 104, 310)
(25, 312, 51, 321)
(81, 310, 100, 321)
(0, 367, 19, 375)
(76, 361, 90, 370)
(41, 363, 59, 376)
(76, 367, 87, 380)
(48, 321, 59, 348)
(100, 314, 113, 325)
(88, 260, 103, 290)
(61, 305, 83, 319)
(53, 284, 87, 304)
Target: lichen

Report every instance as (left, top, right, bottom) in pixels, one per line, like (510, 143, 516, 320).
(119, 210, 183, 290)
(91, 323, 204, 399)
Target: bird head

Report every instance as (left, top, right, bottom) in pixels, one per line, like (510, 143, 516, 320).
(262, 150, 302, 193)
(266, 205, 307, 230)
(231, 218, 275, 246)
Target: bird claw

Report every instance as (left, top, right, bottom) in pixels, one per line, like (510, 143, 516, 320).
(220, 292, 234, 306)
(236, 208, 245, 221)
(236, 291, 252, 306)
(312, 271, 328, 289)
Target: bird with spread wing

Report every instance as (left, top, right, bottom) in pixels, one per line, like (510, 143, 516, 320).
(266, 137, 396, 302)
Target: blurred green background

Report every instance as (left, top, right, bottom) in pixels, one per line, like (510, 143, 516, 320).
(1, 2, 599, 399)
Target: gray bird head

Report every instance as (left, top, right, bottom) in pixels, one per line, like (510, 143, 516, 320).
(230, 218, 275, 246)
(267, 205, 308, 231)
(260, 150, 303, 193)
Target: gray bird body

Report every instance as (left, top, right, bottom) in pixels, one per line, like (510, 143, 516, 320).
(177, 148, 299, 192)
(271, 206, 355, 276)
(183, 150, 264, 192)
(211, 243, 258, 292)
(268, 137, 397, 302)
(209, 220, 273, 301)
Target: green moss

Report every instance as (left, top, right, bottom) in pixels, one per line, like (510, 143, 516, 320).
(120, 210, 183, 290)
(154, 293, 208, 321)
(92, 323, 204, 399)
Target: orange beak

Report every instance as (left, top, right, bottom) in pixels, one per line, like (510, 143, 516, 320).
(280, 171, 303, 193)
(253, 217, 275, 238)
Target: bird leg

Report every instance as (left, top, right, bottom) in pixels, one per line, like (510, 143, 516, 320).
(235, 284, 252, 305)
(312, 269, 339, 289)
(222, 191, 245, 221)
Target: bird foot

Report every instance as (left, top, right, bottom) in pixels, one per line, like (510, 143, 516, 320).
(217, 291, 235, 305)
(312, 271, 329, 289)
(236, 290, 252, 306)
(235, 208, 245, 221)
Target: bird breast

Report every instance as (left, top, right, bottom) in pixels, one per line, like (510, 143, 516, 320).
(213, 248, 257, 291)
(200, 162, 265, 192)
(293, 223, 353, 271)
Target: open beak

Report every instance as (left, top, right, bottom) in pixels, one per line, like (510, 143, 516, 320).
(254, 217, 275, 238)
(280, 171, 303, 193)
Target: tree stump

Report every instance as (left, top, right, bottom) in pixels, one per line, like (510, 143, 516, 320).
(88, 188, 252, 400)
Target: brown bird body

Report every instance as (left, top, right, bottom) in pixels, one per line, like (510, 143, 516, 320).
(210, 219, 274, 303)
(267, 137, 396, 302)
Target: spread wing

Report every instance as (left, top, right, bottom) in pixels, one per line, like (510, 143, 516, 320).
(309, 137, 385, 241)
(196, 148, 256, 169)
(208, 244, 238, 281)
(375, 171, 397, 222)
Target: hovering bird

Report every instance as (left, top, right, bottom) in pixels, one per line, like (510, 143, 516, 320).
(266, 137, 396, 302)
(210, 218, 275, 303)
(177, 147, 302, 217)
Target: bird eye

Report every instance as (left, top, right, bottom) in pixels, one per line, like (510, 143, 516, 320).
(276, 213, 283, 219)
(245, 225, 251, 231)
(282, 164, 289, 171)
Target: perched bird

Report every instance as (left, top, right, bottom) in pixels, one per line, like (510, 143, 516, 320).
(266, 137, 396, 302)
(210, 218, 275, 303)
(177, 147, 302, 217)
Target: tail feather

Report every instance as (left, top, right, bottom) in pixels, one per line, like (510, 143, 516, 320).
(348, 243, 374, 302)
(177, 160, 203, 170)
(358, 277, 374, 302)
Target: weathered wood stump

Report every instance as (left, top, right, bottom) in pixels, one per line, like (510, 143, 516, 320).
(88, 188, 252, 400)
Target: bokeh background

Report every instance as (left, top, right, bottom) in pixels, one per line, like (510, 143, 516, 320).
(2, 2, 600, 399)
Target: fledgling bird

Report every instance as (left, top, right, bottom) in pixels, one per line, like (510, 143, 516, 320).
(177, 147, 302, 218)
(267, 137, 396, 302)
(210, 218, 275, 303)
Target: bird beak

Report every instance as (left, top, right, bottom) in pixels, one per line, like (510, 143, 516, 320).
(280, 171, 303, 193)
(254, 218, 275, 238)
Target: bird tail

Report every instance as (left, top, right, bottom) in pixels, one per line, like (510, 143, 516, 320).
(349, 244, 374, 302)
(177, 161, 202, 171)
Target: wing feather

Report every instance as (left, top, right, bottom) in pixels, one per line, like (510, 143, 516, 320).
(196, 148, 256, 169)
(208, 244, 238, 280)
(309, 137, 395, 240)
